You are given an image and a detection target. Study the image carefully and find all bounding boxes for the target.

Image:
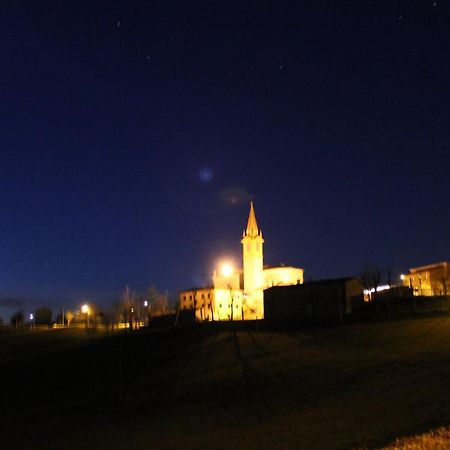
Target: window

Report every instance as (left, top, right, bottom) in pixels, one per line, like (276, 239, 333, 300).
(183, 295, 186, 300)
(189, 295, 192, 300)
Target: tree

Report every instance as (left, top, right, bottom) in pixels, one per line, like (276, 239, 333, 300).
(11, 311, 24, 328)
(360, 266, 381, 302)
(121, 285, 137, 329)
(66, 310, 74, 326)
(360, 266, 382, 318)
(146, 285, 170, 316)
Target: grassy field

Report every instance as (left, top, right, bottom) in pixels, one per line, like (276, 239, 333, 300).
(1, 316, 450, 449)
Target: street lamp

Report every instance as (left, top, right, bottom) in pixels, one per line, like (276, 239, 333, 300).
(81, 304, 90, 327)
(221, 263, 233, 277)
(144, 300, 150, 325)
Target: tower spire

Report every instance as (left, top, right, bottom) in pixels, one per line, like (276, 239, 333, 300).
(245, 201, 260, 238)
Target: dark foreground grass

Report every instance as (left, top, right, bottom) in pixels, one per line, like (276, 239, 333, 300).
(1, 316, 450, 450)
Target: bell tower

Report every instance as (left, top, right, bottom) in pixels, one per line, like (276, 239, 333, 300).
(241, 202, 264, 317)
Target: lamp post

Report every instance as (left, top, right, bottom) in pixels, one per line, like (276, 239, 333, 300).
(144, 300, 150, 326)
(81, 304, 90, 327)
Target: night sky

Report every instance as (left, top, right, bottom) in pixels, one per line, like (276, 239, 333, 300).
(1, 1, 449, 318)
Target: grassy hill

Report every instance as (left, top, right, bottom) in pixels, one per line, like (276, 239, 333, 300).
(1, 316, 450, 449)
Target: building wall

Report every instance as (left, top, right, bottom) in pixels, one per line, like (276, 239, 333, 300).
(241, 234, 264, 319)
(263, 266, 304, 288)
(212, 269, 242, 290)
(242, 237, 264, 290)
(179, 288, 215, 321)
(402, 262, 449, 296)
(264, 278, 362, 325)
(179, 287, 247, 321)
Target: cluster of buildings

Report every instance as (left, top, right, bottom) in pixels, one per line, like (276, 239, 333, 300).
(179, 203, 449, 324)
(179, 203, 303, 321)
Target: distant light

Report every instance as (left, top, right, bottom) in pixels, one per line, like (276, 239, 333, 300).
(400, 274, 405, 280)
(29, 313, 34, 320)
(131, 307, 134, 313)
(144, 300, 148, 307)
(221, 263, 233, 277)
(363, 285, 391, 295)
(81, 304, 90, 314)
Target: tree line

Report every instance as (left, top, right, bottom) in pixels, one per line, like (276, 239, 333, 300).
(1, 284, 173, 329)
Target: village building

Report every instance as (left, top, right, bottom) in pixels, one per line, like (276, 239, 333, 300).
(264, 277, 363, 325)
(401, 261, 449, 296)
(179, 203, 304, 321)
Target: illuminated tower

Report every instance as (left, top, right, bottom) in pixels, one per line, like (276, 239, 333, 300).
(241, 202, 264, 318)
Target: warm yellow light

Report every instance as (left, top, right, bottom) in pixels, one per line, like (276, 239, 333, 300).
(400, 274, 405, 280)
(81, 304, 90, 314)
(221, 263, 233, 277)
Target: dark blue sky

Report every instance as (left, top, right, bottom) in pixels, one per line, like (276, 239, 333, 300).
(1, 1, 449, 317)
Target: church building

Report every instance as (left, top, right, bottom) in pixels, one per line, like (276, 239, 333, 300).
(179, 203, 304, 321)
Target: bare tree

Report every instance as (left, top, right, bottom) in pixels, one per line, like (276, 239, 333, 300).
(121, 285, 137, 329)
(360, 266, 381, 302)
(66, 310, 74, 326)
(146, 285, 170, 316)
(11, 311, 24, 328)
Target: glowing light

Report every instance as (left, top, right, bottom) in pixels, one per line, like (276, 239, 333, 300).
(400, 274, 405, 280)
(81, 304, 90, 314)
(363, 284, 391, 295)
(144, 300, 148, 307)
(199, 166, 213, 183)
(29, 313, 34, 320)
(221, 263, 233, 277)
